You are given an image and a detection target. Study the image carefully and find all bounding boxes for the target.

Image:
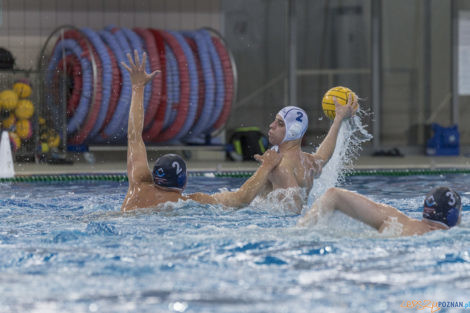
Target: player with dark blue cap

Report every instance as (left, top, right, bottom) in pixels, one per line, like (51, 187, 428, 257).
(298, 186, 463, 236)
(422, 186, 462, 228)
(120, 50, 283, 212)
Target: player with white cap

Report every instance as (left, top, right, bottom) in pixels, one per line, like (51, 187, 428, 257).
(258, 93, 358, 213)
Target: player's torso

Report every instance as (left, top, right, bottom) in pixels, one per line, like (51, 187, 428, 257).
(268, 152, 314, 191)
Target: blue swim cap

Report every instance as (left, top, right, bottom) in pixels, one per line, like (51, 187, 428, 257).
(152, 154, 187, 191)
(422, 187, 462, 228)
(277, 106, 309, 143)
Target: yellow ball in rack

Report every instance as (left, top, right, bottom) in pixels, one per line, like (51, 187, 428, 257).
(48, 132, 61, 148)
(16, 119, 33, 140)
(15, 99, 35, 120)
(2, 113, 16, 129)
(0, 90, 19, 111)
(8, 131, 21, 152)
(321, 86, 357, 120)
(13, 82, 32, 99)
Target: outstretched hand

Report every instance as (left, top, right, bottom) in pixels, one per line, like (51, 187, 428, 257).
(333, 92, 358, 120)
(254, 150, 282, 170)
(121, 50, 160, 88)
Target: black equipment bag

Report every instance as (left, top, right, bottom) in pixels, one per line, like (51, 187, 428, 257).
(0, 48, 15, 69)
(228, 127, 267, 161)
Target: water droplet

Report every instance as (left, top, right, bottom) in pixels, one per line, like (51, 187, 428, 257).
(169, 301, 188, 312)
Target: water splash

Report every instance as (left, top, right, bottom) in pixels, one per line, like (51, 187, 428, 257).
(307, 109, 372, 207)
(251, 187, 306, 215)
(379, 217, 404, 237)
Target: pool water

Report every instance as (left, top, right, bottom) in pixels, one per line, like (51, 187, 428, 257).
(0, 174, 469, 313)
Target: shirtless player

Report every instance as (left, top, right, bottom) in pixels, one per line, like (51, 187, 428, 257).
(254, 95, 357, 213)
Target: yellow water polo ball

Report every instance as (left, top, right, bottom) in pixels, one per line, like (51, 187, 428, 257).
(16, 119, 33, 140)
(0, 89, 19, 111)
(15, 99, 34, 120)
(8, 131, 21, 152)
(39, 142, 49, 153)
(13, 81, 32, 98)
(321, 86, 357, 120)
(2, 113, 16, 129)
(48, 132, 61, 148)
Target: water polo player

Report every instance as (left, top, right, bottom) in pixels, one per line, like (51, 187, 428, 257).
(298, 186, 463, 236)
(249, 94, 358, 213)
(121, 51, 282, 212)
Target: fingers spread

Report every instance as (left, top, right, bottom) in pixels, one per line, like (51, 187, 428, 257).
(141, 52, 147, 69)
(126, 53, 135, 68)
(149, 69, 161, 80)
(134, 49, 140, 67)
(121, 61, 132, 73)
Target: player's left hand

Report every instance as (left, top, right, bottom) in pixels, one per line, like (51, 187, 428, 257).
(121, 50, 160, 88)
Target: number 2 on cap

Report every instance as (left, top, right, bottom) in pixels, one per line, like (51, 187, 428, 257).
(296, 112, 303, 122)
(172, 161, 182, 174)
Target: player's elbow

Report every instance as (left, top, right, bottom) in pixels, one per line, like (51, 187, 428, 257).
(324, 187, 340, 200)
(127, 132, 139, 142)
(317, 154, 330, 166)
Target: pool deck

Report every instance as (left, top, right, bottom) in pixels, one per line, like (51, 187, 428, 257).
(11, 154, 470, 175)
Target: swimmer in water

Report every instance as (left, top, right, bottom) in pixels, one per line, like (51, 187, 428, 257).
(253, 92, 358, 213)
(121, 51, 282, 212)
(297, 186, 463, 236)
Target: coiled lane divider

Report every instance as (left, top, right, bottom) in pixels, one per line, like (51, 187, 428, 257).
(200, 29, 225, 135)
(183, 30, 215, 140)
(81, 28, 112, 141)
(95, 29, 131, 142)
(133, 27, 162, 131)
(142, 29, 168, 141)
(42, 26, 236, 145)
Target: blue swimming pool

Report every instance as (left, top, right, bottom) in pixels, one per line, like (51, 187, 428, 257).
(0, 174, 469, 313)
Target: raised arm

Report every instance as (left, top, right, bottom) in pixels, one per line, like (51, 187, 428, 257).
(121, 51, 160, 185)
(313, 93, 358, 167)
(297, 187, 411, 230)
(187, 150, 282, 207)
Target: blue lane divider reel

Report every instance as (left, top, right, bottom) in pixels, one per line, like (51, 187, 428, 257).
(426, 123, 460, 156)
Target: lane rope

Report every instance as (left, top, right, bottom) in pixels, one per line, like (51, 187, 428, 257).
(2, 169, 470, 183)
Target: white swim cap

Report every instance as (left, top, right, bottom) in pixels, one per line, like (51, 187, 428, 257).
(277, 106, 308, 143)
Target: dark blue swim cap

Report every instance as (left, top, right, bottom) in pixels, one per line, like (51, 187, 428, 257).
(152, 154, 187, 191)
(422, 187, 462, 228)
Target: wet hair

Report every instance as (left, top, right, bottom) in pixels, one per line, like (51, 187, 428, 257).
(152, 154, 187, 191)
(422, 186, 462, 228)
